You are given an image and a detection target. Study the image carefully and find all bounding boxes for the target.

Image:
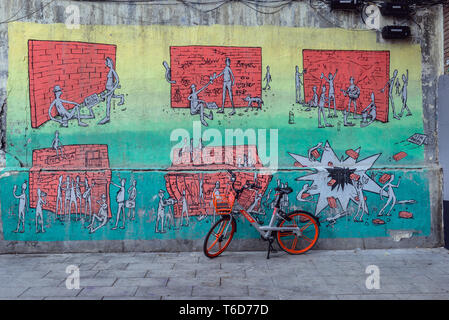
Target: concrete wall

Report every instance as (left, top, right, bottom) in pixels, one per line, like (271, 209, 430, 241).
(0, 0, 444, 253)
(444, 5, 449, 73)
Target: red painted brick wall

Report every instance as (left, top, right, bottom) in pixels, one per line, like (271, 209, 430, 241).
(170, 145, 263, 169)
(303, 50, 390, 122)
(28, 40, 116, 128)
(164, 171, 271, 217)
(165, 145, 271, 217)
(170, 46, 262, 108)
(31, 144, 110, 170)
(29, 145, 111, 217)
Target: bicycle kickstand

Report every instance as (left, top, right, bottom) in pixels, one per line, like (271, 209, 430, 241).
(266, 238, 276, 260)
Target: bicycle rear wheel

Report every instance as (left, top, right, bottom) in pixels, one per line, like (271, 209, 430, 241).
(203, 216, 236, 258)
(276, 211, 320, 254)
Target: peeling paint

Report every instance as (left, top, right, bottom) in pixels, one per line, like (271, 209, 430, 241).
(388, 229, 420, 242)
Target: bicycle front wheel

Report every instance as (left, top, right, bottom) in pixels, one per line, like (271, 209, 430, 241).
(276, 211, 320, 254)
(203, 216, 236, 258)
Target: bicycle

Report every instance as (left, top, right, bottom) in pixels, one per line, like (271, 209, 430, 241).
(203, 170, 320, 259)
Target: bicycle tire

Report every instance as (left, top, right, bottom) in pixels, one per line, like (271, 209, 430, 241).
(203, 216, 236, 258)
(276, 210, 320, 255)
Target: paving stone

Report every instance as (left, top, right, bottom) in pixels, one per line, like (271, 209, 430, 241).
(135, 285, 193, 298)
(1, 277, 63, 288)
(167, 277, 219, 288)
(192, 284, 249, 297)
(148, 269, 196, 278)
(91, 262, 129, 271)
(78, 286, 138, 297)
(95, 270, 147, 278)
(126, 262, 174, 271)
(20, 286, 82, 297)
(0, 287, 29, 298)
(114, 277, 168, 287)
(44, 270, 99, 280)
(1, 248, 448, 300)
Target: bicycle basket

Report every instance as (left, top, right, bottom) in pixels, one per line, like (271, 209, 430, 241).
(212, 192, 235, 215)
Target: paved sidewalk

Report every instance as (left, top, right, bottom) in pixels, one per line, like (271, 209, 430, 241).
(0, 247, 448, 300)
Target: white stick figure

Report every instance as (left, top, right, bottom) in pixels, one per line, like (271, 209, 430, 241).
(56, 175, 64, 219)
(98, 57, 125, 125)
(126, 179, 137, 221)
(296, 183, 316, 203)
(188, 76, 215, 127)
(111, 177, 126, 230)
(75, 176, 82, 217)
(378, 175, 401, 217)
(69, 178, 79, 220)
(52, 131, 63, 157)
(380, 69, 400, 120)
(398, 70, 412, 117)
(87, 194, 109, 233)
(318, 86, 333, 128)
(13, 182, 27, 233)
(361, 92, 377, 127)
(216, 57, 236, 116)
(305, 86, 318, 111)
(353, 177, 369, 222)
(83, 178, 94, 220)
(63, 176, 71, 218)
(35, 189, 47, 233)
(263, 65, 272, 91)
(48, 85, 94, 127)
(156, 190, 169, 233)
(321, 69, 338, 117)
(180, 190, 190, 227)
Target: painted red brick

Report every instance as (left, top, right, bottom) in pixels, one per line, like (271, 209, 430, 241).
(164, 145, 271, 217)
(29, 144, 111, 217)
(379, 173, 391, 184)
(170, 46, 262, 109)
(28, 40, 116, 128)
(393, 151, 407, 161)
(310, 149, 320, 159)
(345, 149, 359, 160)
(399, 211, 413, 219)
(303, 49, 390, 122)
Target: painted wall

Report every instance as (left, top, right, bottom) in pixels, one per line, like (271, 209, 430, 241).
(0, 1, 443, 253)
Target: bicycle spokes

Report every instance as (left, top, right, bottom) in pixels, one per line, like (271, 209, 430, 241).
(277, 212, 320, 254)
(203, 217, 236, 258)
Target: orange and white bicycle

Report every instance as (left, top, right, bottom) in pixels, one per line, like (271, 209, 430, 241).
(203, 170, 320, 259)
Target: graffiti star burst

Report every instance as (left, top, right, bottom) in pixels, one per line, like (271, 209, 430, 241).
(288, 141, 382, 216)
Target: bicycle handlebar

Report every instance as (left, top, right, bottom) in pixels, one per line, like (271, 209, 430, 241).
(227, 170, 261, 199)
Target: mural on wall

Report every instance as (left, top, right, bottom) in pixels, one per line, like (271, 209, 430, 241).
(28, 40, 125, 128)
(289, 141, 416, 226)
(1, 22, 431, 242)
(169, 46, 262, 123)
(302, 50, 390, 125)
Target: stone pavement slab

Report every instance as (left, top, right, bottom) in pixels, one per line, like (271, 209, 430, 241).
(0, 247, 448, 300)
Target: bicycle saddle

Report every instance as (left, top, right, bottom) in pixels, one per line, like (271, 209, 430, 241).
(274, 186, 293, 195)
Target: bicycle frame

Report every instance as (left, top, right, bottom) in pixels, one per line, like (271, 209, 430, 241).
(228, 196, 301, 240)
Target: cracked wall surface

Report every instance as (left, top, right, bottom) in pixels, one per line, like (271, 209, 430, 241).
(0, 0, 444, 253)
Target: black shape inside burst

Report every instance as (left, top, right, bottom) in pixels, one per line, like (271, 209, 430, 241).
(326, 167, 356, 191)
